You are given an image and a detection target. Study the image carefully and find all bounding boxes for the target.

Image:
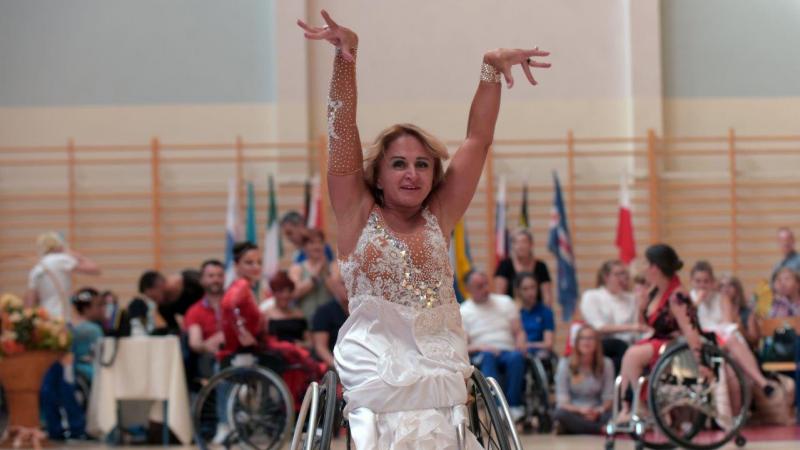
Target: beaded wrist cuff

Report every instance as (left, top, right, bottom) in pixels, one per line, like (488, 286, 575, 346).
(480, 62, 502, 83)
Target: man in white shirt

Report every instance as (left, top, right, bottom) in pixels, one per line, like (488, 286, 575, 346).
(460, 270, 527, 421)
(579, 260, 644, 374)
(26, 232, 100, 322)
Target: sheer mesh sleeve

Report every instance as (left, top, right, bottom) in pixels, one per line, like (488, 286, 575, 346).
(327, 48, 363, 176)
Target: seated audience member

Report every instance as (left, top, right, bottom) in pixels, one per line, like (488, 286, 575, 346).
(281, 210, 335, 263)
(288, 229, 345, 320)
(494, 229, 553, 305)
(771, 227, 800, 286)
(461, 270, 527, 422)
(515, 272, 555, 357)
(580, 260, 644, 374)
(70, 287, 105, 382)
(553, 325, 614, 434)
(161, 269, 204, 332)
(127, 270, 169, 335)
(185, 260, 225, 358)
(311, 277, 349, 367)
(99, 290, 121, 335)
(719, 275, 760, 349)
(263, 271, 309, 344)
(769, 267, 800, 318)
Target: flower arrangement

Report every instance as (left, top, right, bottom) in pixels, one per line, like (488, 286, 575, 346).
(0, 293, 71, 357)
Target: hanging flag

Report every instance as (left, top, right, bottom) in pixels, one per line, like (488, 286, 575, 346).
(245, 181, 257, 244)
(547, 171, 579, 321)
(519, 181, 530, 229)
(303, 179, 312, 223)
(262, 175, 282, 290)
(306, 176, 323, 230)
(494, 176, 508, 266)
(450, 218, 473, 303)
(224, 179, 243, 288)
(615, 172, 637, 264)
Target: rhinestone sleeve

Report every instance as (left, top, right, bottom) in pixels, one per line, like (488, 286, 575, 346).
(327, 47, 363, 176)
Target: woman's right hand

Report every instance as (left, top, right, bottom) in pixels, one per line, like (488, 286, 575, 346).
(297, 10, 358, 62)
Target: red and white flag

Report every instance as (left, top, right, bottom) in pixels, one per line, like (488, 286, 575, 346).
(306, 176, 324, 231)
(615, 173, 636, 264)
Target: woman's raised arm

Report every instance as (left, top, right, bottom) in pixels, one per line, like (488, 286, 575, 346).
(430, 47, 550, 233)
(298, 11, 371, 241)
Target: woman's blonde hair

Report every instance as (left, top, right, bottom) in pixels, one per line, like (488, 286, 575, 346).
(569, 324, 604, 384)
(36, 232, 65, 256)
(363, 123, 449, 206)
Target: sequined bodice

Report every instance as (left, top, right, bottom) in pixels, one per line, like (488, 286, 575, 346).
(339, 207, 457, 310)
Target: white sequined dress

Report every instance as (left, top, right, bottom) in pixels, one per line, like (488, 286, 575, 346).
(334, 206, 481, 449)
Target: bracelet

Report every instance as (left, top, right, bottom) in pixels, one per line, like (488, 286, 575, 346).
(480, 62, 502, 83)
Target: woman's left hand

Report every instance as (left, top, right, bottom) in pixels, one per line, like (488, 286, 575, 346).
(483, 47, 551, 88)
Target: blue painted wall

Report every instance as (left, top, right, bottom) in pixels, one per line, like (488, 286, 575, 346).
(662, 0, 800, 97)
(0, 0, 276, 106)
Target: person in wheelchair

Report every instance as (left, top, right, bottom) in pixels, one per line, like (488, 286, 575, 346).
(516, 272, 555, 358)
(461, 270, 528, 423)
(618, 244, 775, 422)
(553, 324, 614, 434)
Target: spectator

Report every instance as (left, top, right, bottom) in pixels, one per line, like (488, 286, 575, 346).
(515, 272, 555, 357)
(281, 211, 334, 263)
(262, 271, 308, 344)
(494, 229, 553, 306)
(100, 290, 121, 335)
(719, 275, 760, 348)
(25, 232, 100, 322)
(769, 267, 800, 318)
(552, 325, 614, 434)
(579, 260, 644, 374)
(460, 270, 527, 422)
(288, 229, 345, 319)
(185, 260, 225, 356)
(70, 287, 105, 382)
(159, 269, 203, 333)
(771, 227, 800, 284)
(311, 277, 349, 367)
(127, 271, 169, 335)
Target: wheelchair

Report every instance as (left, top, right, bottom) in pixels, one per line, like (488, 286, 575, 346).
(605, 339, 750, 450)
(290, 369, 523, 450)
(191, 352, 295, 450)
(521, 351, 557, 433)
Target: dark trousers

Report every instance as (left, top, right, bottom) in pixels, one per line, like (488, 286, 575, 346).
(602, 337, 629, 376)
(553, 408, 611, 434)
(40, 362, 85, 439)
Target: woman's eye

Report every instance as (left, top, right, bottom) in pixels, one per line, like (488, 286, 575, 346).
(392, 161, 405, 168)
(416, 161, 429, 168)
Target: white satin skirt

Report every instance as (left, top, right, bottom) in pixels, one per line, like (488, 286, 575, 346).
(334, 295, 482, 449)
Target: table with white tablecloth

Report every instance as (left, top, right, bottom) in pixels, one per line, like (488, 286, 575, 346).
(86, 335, 192, 444)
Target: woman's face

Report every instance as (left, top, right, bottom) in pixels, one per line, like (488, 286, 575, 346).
(518, 277, 539, 305)
(604, 263, 628, 294)
(377, 135, 435, 209)
(512, 233, 533, 259)
(236, 249, 262, 283)
(274, 287, 293, 308)
(691, 270, 715, 292)
(576, 328, 598, 358)
(304, 235, 325, 260)
(645, 261, 663, 284)
(776, 270, 799, 297)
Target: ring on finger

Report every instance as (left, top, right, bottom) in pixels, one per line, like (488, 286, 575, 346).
(526, 57, 532, 64)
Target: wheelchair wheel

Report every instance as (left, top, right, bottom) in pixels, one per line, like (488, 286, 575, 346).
(193, 366, 294, 450)
(289, 371, 339, 450)
(523, 355, 552, 433)
(467, 370, 514, 450)
(648, 343, 749, 450)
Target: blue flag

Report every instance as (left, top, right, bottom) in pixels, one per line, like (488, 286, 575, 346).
(547, 172, 578, 321)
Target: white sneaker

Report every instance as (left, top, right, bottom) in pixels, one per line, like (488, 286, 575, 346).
(509, 406, 526, 423)
(212, 423, 231, 445)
